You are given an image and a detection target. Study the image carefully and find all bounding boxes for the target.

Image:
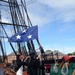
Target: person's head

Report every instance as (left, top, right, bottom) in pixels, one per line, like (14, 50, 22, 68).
(16, 54, 20, 59)
(29, 51, 36, 58)
(17, 54, 24, 59)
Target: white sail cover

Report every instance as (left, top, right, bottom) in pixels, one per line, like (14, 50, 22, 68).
(16, 66, 23, 75)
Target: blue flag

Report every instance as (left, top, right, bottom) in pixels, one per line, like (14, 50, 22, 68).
(8, 25, 38, 42)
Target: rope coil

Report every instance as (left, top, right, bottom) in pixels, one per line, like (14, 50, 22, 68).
(51, 64, 58, 73)
(61, 63, 68, 75)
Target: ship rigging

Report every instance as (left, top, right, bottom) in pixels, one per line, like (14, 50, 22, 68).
(0, 0, 45, 62)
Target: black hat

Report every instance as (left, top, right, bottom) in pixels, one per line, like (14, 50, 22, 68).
(29, 51, 36, 56)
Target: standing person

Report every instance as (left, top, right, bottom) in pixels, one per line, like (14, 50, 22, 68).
(26, 51, 45, 75)
(14, 54, 28, 75)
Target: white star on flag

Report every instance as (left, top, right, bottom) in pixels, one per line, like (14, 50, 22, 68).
(16, 35, 21, 39)
(27, 35, 32, 39)
(22, 29, 27, 33)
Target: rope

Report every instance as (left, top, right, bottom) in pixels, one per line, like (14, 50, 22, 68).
(51, 61, 58, 73)
(49, 26, 54, 52)
(56, 18, 65, 53)
(52, 0, 65, 54)
(26, 0, 37, 6)
(61, 63, 68, 75)
(0, 10, 6, 56)
(51, 56, 59, 73)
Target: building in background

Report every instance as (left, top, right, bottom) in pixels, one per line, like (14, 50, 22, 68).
(7, 50, 65, 63)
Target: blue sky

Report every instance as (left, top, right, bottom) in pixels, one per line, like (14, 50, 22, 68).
(0, 0, 75, 54)
(27, 0, 75, 54)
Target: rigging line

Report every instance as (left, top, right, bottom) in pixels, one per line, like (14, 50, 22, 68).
(52, 1, 65, 53)
(0, 0, 22, 6)
(22, 0, 36, 51)
(0, 0, 37, 7)
(1, 9, 10, 17)
(49, 26, 54, 51)
(0, 7, 17, 55)
(21, 0, 26, 27)
(23, 0, 44, 54)
(21, 0, 34, 52)
(57, 18, 65, 53)
(26, 0, 37, 6)
(0, 3, 22, 7)
(49, 7, 56, 56)
(1, 9, 11, 27)
(26, 0, 37, 3)
(20, 0, 27, 28)
(9, 0, 27, 54)
(24, 0, 36, 48)
(0, 6, 7, 56)
(1, 0, 22, 26)
(22, 0, 31, 26)
(15, 0, 27, 53)
(0, 24, 17, 55)
(8, 0, 18, 33)
(0, 36, 8, 38)
(23, 0, 32, 26)
(1, 8, 15, 26)
(50, 33, 57, 60)
(0, 3, 9, 7)
(3, 38, 7, 55)
(8, 0, 24, 29)
(9, 0, 22, 54)
(15, 0, 27, 27)
(0, 9, 5, 56)
(1, 27, 7, 56)
(0, 22, 28, 27)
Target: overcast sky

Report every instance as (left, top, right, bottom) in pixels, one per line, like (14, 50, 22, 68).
(0, 0, 75, 54)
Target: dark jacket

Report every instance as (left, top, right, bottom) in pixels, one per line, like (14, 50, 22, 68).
(27, 57, 45, 75)
(14, 58, 26, 72)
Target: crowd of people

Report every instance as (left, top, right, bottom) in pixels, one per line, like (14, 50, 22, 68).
(11, 52, 45, 75)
